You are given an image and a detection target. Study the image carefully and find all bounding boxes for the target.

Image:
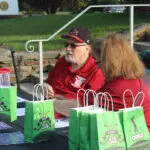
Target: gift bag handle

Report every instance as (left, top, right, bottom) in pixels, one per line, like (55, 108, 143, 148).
(33, 84, 39, 101)
(33, 84, 48, 101)
(85, 89, 97, 107)
(33, 84, 44, 101)
(77, 89, 97, 107)
(77, 88, 87, 107)
(123, 89, 134, 108)
(104, 92, 114, 112)
(96, 92, 109, 110)
(123, 89, 144, 108)
(134, 79, 144, 106)
(96, 92, 114, 111)
(133, 91, 144, 107)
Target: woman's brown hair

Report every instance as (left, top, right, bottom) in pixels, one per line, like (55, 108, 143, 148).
(92, 33, 145, 83)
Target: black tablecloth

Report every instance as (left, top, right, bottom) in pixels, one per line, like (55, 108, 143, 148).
(0, 135, 68, 150)
(0, 115, 68, 150)
(1, 116, 150, 150)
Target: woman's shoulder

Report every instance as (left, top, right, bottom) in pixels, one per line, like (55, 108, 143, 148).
(102, 78, 141, 93)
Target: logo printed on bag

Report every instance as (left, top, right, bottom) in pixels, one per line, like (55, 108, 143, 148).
(131, 116, 139, 133)
(0, 97, 10, 112)
(100, 124, 124, 144)
(132, 133, 144, 141)
(100, 130, 119, 144)
(108, 136, 118, 144)
(41, 117, 50, 129)
(131, 116, 144, 141)
(71, 75, 86, 88)
(34, 111, 55, 131)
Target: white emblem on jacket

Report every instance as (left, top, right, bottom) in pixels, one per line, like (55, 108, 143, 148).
(71, 75, 86, 88)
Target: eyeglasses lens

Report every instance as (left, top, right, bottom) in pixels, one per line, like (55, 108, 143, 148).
(64, 43, 76, 49)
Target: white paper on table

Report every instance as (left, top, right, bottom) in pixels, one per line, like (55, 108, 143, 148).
(17, 97, 27, 103)
(17, 108, 25, 116)
(0, 122, 12, 130)
(0, 131, 24, 145)
(55, 117, 69, 128)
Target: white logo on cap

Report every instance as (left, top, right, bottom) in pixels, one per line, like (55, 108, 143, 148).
(70, 30, 79, 36)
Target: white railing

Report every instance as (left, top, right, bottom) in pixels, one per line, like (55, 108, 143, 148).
(25, 4, 150, 86)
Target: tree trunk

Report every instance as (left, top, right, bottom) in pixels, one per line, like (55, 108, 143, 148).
(50, 5, 57, 14)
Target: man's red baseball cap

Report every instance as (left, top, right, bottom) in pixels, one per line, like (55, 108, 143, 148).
(61, 27, 92, 44)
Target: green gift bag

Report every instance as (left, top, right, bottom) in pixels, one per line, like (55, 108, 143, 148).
(79, 109, 91, 150)
(0, 86, 17, 122)
(119, 89, 150, 149)
(24, 84, 55, 143)
(80, 108, 105, 150)
(79, 92, 107, 150)
(69, 106, 91, 150)
(69, 89, 98, 150)
(90, 92, 126, 150)
(90, 111, 126, 150)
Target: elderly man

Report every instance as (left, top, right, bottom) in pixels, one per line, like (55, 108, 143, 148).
(45, 27, 105, 118)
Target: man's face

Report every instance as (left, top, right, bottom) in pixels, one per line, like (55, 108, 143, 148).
(65, 39, 90, 65)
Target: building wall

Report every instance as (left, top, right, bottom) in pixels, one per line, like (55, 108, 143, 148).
(0, 48, 64, 84)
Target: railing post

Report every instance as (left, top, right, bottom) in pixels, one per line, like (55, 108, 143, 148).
(130, 5, 134, 48)
(39, 41, 43, 85)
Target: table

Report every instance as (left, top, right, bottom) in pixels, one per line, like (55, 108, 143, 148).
(1, 97, 150, 150)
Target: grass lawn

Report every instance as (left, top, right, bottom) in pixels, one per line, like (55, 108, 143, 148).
(0, 12, 150, 51)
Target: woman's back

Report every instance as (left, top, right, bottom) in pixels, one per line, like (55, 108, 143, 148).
(92, 33, 150, 131)
(98, 77, 150, 131)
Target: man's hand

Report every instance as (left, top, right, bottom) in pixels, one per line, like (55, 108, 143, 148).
(53, 94, 66, 100)
(43, 83, 55, 99)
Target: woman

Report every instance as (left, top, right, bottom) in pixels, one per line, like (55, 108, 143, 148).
(91, 33, 150, 131)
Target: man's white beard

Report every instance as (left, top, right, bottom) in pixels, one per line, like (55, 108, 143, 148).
(65, 55, 76, 64)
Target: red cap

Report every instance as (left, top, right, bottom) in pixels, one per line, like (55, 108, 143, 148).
(61, 27, 91, 44)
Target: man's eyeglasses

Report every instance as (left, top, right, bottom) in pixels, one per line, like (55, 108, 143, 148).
(64, 42, 87, 49)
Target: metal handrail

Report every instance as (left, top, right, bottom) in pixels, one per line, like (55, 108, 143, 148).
(25, 4, 150, 86)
